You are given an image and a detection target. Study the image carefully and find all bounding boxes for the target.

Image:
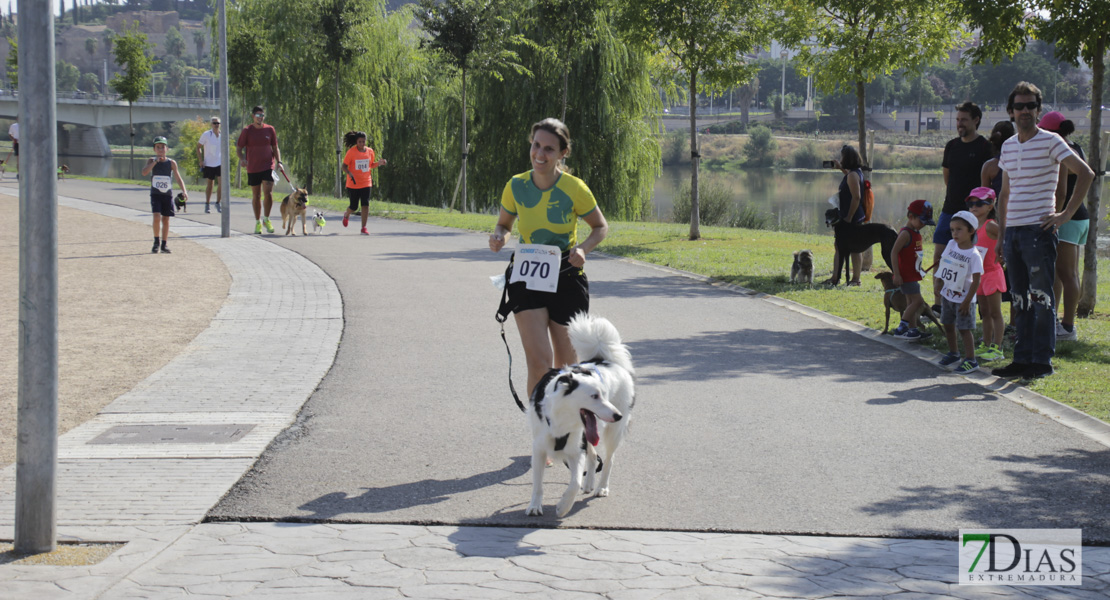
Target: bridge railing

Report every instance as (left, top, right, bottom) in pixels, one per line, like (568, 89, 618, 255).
(1, 89, 217, 105)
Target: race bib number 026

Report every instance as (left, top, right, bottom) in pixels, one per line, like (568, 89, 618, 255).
(510, 244, 561, 293)
(152, 175, 172, 194)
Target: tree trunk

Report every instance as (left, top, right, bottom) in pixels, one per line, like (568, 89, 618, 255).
(1078, 38, 1105, 316)
(689, 71, 700, 241)
(335, 63, 341, 199)
(461, 67, 468, 213)
(561, 66, 568, 123)
(856, 79, 867, 168)
(128, 102, 134, 179)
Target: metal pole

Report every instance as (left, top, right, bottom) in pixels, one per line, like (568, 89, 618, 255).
(219, 0, 230, 238)
(15, 0, 59, 554)
(780, 51, 787, 115)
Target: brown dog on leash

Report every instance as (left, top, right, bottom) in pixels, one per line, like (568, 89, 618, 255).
(874, 271, 941, 333)
(280, 188, 309, 236)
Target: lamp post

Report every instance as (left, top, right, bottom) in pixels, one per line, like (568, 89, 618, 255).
(780, 50, 788, 116)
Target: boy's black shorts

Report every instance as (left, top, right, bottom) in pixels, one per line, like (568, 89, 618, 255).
(151, 195, 175, 217)
(506, 254, 589, 326)
(203, 165, 221, 180)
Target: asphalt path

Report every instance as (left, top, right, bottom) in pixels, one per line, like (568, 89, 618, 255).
(62, 180, 1110, 541)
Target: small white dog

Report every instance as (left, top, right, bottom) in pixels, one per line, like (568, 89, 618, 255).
(526, 313, 635, 518)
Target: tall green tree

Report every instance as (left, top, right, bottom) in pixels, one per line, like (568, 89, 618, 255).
(619, 0, 773, 240)
(5, 36, 15, 89)
(110, 23, 156, 178)
(316, 0, 370, 196)
(193, 29, 206, 63)
(416, 0, 529, 212)
(781, 0, 967, 167)
(165, 26, 186, 59)
(56, 60, 80, 91)
(961, 0, 1110, 314)
(535, 0, 600, 122)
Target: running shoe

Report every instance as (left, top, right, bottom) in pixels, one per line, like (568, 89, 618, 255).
(205, 204, 211, 214)
(974, 343, 990, 358)
(1057, 323, 1078, 342)
(215, 202, 221, 213)
(891, 322, 909, 337)
(342, 213, 349, 227)
(938, 352, 961, 368)
(954, 359, 979, 374)
(263, 218, 274, 233)
(160, 245, 171, 254)
(895, 328, 923, 341)
(152, 240, 159, 254)
(254, 221, 262, 234)
(360, 227, 369, 235)
(916, 330, 933, 341)
(981, 344, 1005, 362)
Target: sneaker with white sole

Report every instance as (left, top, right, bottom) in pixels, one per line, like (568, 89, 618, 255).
(895, 328, 923, 341)
(939, 352, 961, 368)
(1057, 323, 1078, 341)
(263, 218, 274, 233)
(891, 322, 909, 337)
(205, 204, 211, 213)
(954, 359, 979, 374)
(978, 344, 1005, 362)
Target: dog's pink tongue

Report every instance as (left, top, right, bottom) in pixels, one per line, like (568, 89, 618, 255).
(582, 410, 600, 446)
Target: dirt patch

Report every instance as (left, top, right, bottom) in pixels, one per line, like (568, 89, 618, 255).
(0, 541, 124, 566)
(0, 195, 231, 467)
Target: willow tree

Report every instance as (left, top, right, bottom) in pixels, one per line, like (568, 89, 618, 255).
(620, 0, 773, 240)
(468, 2, 661, 221)
(961, 0, 1110, 314)
(780, 0, 966, 167)
(416, 0, 528, 212)
(233, 0, 410, 193)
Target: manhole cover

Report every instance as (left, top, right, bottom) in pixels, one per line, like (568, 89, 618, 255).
(88, 424, 255, 445)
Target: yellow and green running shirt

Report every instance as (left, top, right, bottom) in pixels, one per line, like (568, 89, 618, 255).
(500, 171, 598, 251)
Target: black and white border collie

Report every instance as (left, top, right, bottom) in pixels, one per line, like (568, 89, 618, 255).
(526, 313, 636, 518)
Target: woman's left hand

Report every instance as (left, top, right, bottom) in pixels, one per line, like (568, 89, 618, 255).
(568, 246, 587, 268)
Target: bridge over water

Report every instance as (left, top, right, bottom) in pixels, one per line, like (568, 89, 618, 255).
(0, 91, 219, 157)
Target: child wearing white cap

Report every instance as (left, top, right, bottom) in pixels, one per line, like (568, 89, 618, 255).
(934, 210, 984, 373)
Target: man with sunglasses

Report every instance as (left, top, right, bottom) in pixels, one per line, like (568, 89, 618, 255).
(991, 82, 1094, 380)
(236, 106, 282, 234)
(933, 102, 992, 313)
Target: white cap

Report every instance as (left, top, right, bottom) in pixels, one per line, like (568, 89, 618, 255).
(952, 210, 979, 232)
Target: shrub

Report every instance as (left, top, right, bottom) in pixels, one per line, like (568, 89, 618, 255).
(707, 120, 747, 134)
(726, 203, 771, 230)
(661, 129, 688, 166)
(743, 125, 777, 167)
(793, 140, 821, 169)
(672, 177, 734, 226)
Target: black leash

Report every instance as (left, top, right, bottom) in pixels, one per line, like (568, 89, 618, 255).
(495, 257, 526, 413)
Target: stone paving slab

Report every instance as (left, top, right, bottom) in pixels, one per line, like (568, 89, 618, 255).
(87, 523, 1110, 599)
(56, 412, 292, 459)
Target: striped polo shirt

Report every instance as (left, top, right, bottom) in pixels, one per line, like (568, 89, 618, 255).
(998, 129, 1073, 227)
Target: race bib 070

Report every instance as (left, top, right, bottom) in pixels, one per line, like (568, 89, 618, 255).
(510, 244, 561, 293)
(152, 175, 172, 194)
(355, 158, 370, 172)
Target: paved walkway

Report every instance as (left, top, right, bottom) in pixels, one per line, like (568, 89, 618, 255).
(1, 191, 1108, 599)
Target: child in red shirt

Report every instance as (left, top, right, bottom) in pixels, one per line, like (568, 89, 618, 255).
(889, 199, 936, 341)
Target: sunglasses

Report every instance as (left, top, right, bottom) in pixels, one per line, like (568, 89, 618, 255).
(254, 113, 265, 118)
(1011, 101, 1039, 111)
(966, 199, 994, 207)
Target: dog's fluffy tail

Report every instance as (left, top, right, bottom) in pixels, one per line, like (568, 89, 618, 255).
(567, 313, 633, 374)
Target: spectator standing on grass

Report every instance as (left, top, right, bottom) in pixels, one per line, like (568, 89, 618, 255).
(991, 82, 1094, 381)
(1036, 111, 1090, 343)
(932, 102, 992, 312)
(822, 144, 865, 286)
(197, 116, 223, 214)
(341, 130, 387, 236)
(236, 106, 282, 234)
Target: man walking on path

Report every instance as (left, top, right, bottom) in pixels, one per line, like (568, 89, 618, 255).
(197, 117, 223, 214)
(4, 120, 17, 174)
(991, 82, 1094, 381)
(932, 102, 992, 310)
(236, 106, 282, 234)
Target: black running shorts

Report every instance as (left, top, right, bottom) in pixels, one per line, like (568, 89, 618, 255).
(506, 253, 589, 326)
(203, 165, 221, 180)
(347, 186, 371, 211)
(247, 169, 274, 186)
(150, 195, 175, 217)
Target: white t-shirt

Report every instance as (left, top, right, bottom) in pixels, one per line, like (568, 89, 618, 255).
(198, 130, 222, 168)
(935, 240, 984, 303)
(8, 122, 17, 141)
(998, 129, 1073, 227)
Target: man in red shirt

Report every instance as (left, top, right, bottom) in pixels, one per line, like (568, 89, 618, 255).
(236, 106, 282, 234)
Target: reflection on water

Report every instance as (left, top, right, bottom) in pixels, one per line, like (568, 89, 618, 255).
(63, 155, 155, 180)
(652, 165, 1110, 238)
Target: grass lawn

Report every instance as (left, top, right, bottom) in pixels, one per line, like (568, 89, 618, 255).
(73, 176, 1110, 423)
